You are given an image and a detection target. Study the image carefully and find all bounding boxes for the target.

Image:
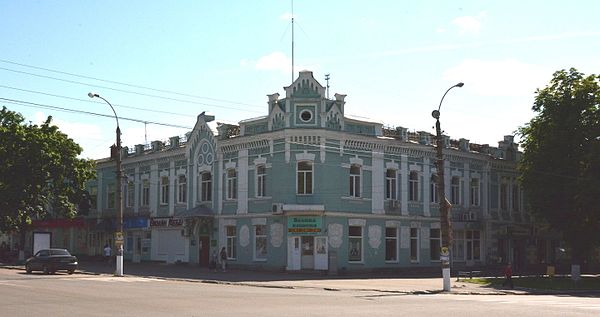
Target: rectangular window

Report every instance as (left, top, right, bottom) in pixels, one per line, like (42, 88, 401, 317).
(409, 171, 419, 201)
(226, 226, 236, 259)
(470, 178, 480, 206)
(410, 227, 419, 262)
(126, 181, 135, 208)
(385, 227, 398, 262)
(430, 174, 438, 203)
(160, 176, 169, 205)
(385, 169, 397, 200)
(89, 186, 97, 209)
(451, 176, 461, 205)
(349, 164, 361, 197)
(453, 230, 465, 261)
(512, 184, 520, 211)
(107, 184, 115, 209)
(297, 161, 313, 195)
(141, 179, 150, 207)
(500, 183, 508, 210)
(430, 229, 441, 261)
(177, 175, 187, 204)
(226, 169, 237, 200)
(200, 172, 212, 202)
(254, 225, 267, 260)
(256, 165, 266, 198)
(465, 230, 481, 261)
(348, 226, 362, 262)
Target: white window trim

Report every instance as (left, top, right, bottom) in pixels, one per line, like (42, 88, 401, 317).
(349, 163, 362, 198)
(177, 174, 187, 204)
(226, 168, 237, 200)
(253, 224, 267, 262)
(348, 225, 364, 264)
(385, 168, 398, 200)
(296, 160, 314, 195)
(160, 176, 169, 205)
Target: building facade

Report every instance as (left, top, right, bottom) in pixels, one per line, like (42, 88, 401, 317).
(27, 71, 555, 272)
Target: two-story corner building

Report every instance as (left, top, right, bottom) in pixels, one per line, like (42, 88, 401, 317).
(30, 71, 555, 273)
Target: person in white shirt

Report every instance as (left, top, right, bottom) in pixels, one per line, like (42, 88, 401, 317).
(103, 244, 112, 265)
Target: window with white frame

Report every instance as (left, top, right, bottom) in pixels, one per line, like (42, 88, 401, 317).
(348, 226, 363, 262)
(141, 179, 150, 207)
(451, 176, 461, 204)
(349, 164, 361, 198)
(107, 184, 115, 209)
(512, 184, 520, 211)
(466, 230, 481, 261)
(126, 180, 135, 208)
(385, 169, 397, 200)
(89, 186, 97, 209)
(160, 176, 169, 205)
(200, 172, 212, 202)
(409, 171, 419, 201)
(297, 161, 313, 195)
(453, 230, 465, 261)
(226, 226, 236, 259)
(430, 174, 438, 203)
(256, 165, 266, 198)
(254, 225, 267, 260)
(500, 182, 508, 210)
(470, 178, 480, 206)
(226, 169, 237, 200)
(430, 228, 441, 261)
(410, 227, 419, 262)
(177, 175, 186, 204)
(385, 227, 398, 262)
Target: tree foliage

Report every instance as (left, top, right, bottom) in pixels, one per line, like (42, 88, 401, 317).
(0, 107, 96, 235)
(518, 68, 600, 263)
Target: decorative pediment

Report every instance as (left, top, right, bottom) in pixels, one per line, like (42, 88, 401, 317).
(284, 70, 325, 99)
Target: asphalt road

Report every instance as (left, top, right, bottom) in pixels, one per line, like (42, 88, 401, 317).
(1, 269, 599, 317)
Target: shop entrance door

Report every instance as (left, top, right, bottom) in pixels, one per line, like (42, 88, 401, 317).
(198, 236, 210, 267)
(314, 236, 328, 270)
(287, 236, 301, 270)
(301, 236, 314, 270)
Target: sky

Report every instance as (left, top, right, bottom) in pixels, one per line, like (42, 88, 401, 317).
(1, 0, 599, 159)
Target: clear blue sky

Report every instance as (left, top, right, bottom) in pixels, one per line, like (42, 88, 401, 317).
(1, 1, 599, 159)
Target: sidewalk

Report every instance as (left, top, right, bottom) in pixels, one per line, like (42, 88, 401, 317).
(2, 260, 524, 295)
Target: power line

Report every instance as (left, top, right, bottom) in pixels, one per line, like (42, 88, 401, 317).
(0, 66, 263, 114)
(0, 97, 193, 129)
(0, 58, 261, 108)
(0, 85, 194, 118)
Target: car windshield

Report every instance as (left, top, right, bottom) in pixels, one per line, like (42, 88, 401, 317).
(50, 249, 71, 256)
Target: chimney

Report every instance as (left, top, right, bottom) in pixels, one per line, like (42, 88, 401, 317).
(135, 144, 145, 156)
(459, 138, 470, 152)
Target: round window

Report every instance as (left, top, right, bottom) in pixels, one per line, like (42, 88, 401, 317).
(300, 110, 312, 122)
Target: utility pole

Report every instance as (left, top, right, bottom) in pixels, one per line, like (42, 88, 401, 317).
(431, 82, 464, 291)
(325, 73, 330, 99)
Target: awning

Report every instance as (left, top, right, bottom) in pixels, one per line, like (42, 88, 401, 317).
(175, 205, 214, 218)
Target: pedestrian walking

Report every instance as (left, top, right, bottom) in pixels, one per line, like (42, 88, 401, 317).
(220, 247, 227, 272)
(502, 262, 514, 289)
(103, 244, 112, 266)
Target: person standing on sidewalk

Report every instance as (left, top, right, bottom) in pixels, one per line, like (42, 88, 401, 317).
(103, 244, 112, 266)
(220, 247, 227, 272)
(502, 262, 514, 289)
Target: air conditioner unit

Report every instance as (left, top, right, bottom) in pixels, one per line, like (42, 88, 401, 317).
(388, 199, 399, 209)
(272, 203, 284, 214)
(469, 212, 477, 221)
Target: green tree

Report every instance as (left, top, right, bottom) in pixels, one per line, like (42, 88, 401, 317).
(519, 68, 600, 265)
(0, 107, 96, 251)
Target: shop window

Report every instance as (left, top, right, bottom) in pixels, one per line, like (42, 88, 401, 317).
(226, 226, 236, 259)
(254, 225, 267, 260)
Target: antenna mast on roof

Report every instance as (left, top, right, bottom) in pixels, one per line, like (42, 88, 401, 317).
(291, 0, 295, 84)
(325, 74, 331, 99)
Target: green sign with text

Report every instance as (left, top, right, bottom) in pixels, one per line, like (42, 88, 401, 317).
(287, 216, 322, 235)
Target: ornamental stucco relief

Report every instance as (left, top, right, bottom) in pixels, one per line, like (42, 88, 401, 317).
(270, 223, 284, 247)
(328, 223, 343, 248)
(368, 225, 382, 249)
(239, 225, 250, 247)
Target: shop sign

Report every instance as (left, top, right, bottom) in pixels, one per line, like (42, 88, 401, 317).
(150, 217, 183, 228)
(124, 217, 149, 229)
(287, 216, 322, 235)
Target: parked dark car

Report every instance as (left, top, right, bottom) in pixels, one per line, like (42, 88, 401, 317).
(25, 248, 78, 274)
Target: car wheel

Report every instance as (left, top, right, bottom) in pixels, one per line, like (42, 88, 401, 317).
(25, 264, 32, 274)
(42, 265, 49, 274)
(68, 269, 75, 275)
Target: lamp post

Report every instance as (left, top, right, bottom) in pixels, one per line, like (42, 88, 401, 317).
(431, 82, 464, 291)
(88, 92, 124, 276)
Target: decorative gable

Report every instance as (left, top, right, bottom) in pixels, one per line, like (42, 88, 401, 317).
(284, 70, 325, 99)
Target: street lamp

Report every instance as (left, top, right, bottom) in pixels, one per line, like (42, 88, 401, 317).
(431, 82, 464, 291)
(88, 92, 124, 276)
